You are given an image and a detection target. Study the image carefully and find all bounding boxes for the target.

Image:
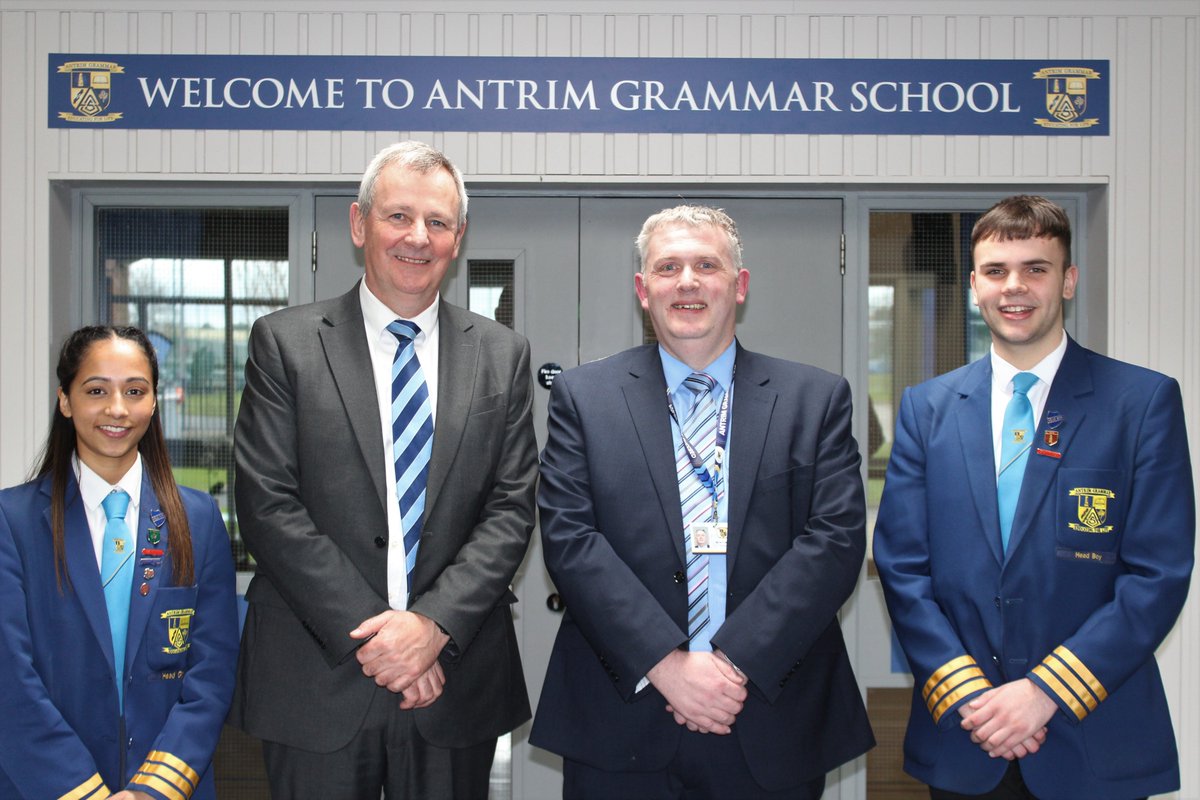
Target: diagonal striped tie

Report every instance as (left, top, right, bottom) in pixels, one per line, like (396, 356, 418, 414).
(677, 372, 720, 645)
(100, 489, 134, 707)
(997, 371, 1038, 552)
(387, 320, 434, 591)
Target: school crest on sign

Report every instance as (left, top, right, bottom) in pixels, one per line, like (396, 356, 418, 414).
(161, 608, 195, 654)
(56, 60, 125, 123)
(1032, 67, 1101, 129)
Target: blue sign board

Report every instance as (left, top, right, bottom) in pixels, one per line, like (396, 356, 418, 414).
(49, 54, 1108, 135)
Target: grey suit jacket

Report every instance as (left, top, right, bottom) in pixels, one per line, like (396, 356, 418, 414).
(230, 284, 537, 752)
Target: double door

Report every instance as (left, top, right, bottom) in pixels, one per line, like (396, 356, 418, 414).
(314, 194, 845, 799)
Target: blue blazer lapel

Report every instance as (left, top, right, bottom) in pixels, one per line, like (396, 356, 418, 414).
(725, 347, 774, 575)
(622, 348, 687, 566)
(123, 476, 165, 673)
(426, 303, 478, 514)
(1005, 339, 1090, 561)
(954, 359, 1005, 566)
(55, 476, 117, 673)
(320, 286, 389, 511)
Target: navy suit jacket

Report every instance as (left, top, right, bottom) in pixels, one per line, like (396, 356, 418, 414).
(531, 343, 874, 791)
(874, 338, 1194, 799)
(0, 471, 239, 800)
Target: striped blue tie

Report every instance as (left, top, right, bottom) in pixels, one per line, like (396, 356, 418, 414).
(997, 372, 1038, 551)
(387, 320, 434, 588)
(100, 489, 134, 707)
(677, 372, 719, 646)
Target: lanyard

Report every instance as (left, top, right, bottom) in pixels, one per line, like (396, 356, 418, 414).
(666, 368, 733, 523)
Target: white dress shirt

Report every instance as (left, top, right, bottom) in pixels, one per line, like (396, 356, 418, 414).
(989, 330, 1068, 476)
(75, 453, 144, 570)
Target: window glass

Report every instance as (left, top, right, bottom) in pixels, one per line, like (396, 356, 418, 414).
(866, 210, 985, 551)
(96, 207, 289, 567)
(468, 260, 515, 329)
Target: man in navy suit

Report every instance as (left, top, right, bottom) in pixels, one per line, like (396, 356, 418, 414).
(874, 195, 1194, 800)
(532, 205, 874, 798)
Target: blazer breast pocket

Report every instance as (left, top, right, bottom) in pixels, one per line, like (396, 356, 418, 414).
(469, 391, 505, 417)
(145, 585, 199, 670)
(1055, 467, 1126, 564)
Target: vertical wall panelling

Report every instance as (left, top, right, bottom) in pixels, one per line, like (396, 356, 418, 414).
(0, 10, 32, 486)
(2, 4, 1198, 798)
(1180, 19, 1200, 796)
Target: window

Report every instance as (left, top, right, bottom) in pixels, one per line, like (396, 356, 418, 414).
(468, 259, 514, 329)
(95, 207, 289, 567)
(867, 210, 988, 502)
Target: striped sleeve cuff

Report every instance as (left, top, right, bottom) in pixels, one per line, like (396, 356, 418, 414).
(922, 655, 993, 725)
(1029, 645, 1108, 722)
(129, 750, 200, 800)
(57, 773, 110, 800)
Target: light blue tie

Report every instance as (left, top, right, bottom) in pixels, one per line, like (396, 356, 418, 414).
(100, 489, 134, 707)
(678, 372, 719, 647)
(997, 372, 1038, 552)
(387, 320, 433, 589)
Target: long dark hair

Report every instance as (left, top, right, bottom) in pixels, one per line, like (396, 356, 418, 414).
(33, 326, 195, 587)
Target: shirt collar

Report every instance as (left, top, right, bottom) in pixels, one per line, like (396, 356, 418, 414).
(990, 329, 1069, 391)
(75, 452, 143, 513)
(359, 279, 440, 343)
(659, 340, 737, 397)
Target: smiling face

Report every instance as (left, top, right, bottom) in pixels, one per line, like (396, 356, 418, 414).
(970, 235, 1078, 369)
(351, 161, 465, 318)
(57, 336, 156, 484)
(634, 222, 750, 370)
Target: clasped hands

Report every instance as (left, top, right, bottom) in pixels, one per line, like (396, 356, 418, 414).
(958, 678, 1057, 760)
(647, 648, 748, 735)
(350, 610, 451, 709)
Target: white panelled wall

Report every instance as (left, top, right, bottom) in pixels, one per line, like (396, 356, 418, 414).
(2, 1, 1197, 797)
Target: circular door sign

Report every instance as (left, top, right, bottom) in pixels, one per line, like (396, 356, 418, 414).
(538, 363, 563, 389)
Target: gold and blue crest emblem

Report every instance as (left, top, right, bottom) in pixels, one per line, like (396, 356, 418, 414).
(56, 60, 125, 123)
(1033, 67, 1102, 129)
(1067, 487, 1115, 533)
(161, 608, 194, 654)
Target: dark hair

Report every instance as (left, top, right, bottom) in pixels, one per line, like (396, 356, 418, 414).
(971, 195, 1072, 267)
(34, 326, 194, 588)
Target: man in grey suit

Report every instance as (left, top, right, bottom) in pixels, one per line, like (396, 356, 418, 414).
(231, 141, 538, 798)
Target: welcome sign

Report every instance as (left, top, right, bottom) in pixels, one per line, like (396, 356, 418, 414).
(50, 54, 1109, 135)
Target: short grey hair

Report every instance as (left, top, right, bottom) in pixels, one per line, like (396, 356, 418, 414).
(634, 205, 743, 271)
(356, 141, 468, 227)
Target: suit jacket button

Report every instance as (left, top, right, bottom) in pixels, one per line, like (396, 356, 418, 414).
(673, 571, 685, 584)
(374, 536, 387, 548)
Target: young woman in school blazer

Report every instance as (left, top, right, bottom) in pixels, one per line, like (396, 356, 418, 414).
(0, 325, 239, 800)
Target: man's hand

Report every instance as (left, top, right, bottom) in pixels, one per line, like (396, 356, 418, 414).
(959, 678, 1056, 759)
(350, 610, 451, 694)
(110, 792, 153, 800)
(647, 649, 747, 735)
(398, 660, 446, 710)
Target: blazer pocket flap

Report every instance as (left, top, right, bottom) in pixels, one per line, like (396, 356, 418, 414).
(469, 391, 505, 417)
